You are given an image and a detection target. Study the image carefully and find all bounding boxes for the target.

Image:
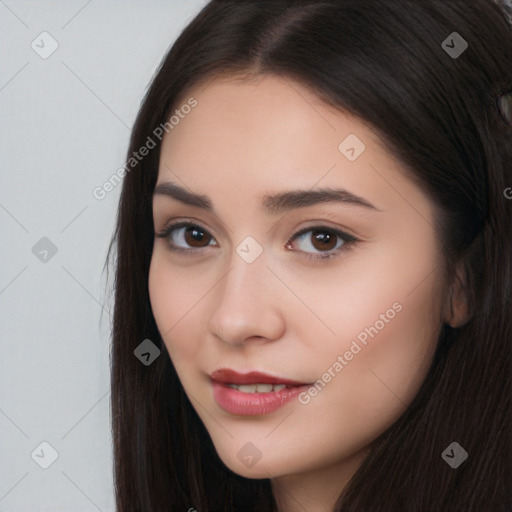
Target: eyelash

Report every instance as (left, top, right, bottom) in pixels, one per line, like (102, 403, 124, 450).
(155, 221, 358, 262)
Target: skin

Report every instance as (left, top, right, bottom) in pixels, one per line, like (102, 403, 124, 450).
(148, 74, 466, 512)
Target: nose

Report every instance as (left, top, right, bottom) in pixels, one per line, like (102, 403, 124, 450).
(207, 249, 286, 346)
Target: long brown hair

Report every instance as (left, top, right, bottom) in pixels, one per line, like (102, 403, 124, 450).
(107, 1, 512, 510)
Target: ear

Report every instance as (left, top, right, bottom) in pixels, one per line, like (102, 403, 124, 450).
(443, 262, 472, 328)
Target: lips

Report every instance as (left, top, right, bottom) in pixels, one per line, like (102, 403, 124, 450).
(209, 368, 309, 386)
(209, 368, 312, 415)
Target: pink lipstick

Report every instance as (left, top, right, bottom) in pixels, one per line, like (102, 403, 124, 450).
(209, 368, 311, 415)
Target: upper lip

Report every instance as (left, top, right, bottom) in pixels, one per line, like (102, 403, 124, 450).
(209, 368, 310, 386)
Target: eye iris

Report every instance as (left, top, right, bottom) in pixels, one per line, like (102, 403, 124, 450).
(174, 226, 342, 251)
(184, 225, 210, 247)
(311, 229, 337, 251)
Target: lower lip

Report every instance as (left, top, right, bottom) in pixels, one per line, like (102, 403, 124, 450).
(211, 380, 310, 415)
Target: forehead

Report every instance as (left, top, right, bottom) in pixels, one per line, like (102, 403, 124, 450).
(156, 74, 435, 229)
(160, 75, 389, 180)
(165, 73, 384, 154)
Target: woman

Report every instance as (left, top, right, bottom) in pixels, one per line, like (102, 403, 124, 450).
(107, 1, 512, 510)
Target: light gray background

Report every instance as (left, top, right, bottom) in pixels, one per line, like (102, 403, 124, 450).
(0, 1, 206, 510)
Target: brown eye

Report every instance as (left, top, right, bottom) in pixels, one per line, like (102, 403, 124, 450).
(286, 225, 357, 261)
(183, 225, 212, 247)
(288, 227, 345, 254)
(156, 222, 357, 260)
(309, 229, 338, 251)
(155, 222, 216, 251)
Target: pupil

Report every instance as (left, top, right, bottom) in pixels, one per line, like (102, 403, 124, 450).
(187, 226, 207, 246)
(313, 230, 335, 250)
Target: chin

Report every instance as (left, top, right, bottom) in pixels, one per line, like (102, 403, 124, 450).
(215, 447, 285, 480)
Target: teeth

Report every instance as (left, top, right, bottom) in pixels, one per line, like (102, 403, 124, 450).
(226, 383, 288, 393)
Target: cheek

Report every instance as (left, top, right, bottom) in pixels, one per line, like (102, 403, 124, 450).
(273, 234, 443, 362)
(287, 238, 445, 430)
(319, 275, 444, 440)
(148, 254, 232, 419)
(364, 288, 442, 390)
(148, 253, 213, 364)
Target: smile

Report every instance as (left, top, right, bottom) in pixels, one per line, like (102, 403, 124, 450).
(209, 368, 312, 415)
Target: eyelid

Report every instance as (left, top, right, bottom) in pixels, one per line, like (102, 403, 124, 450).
(285, 224, 358, 261)
(155, 220, 218, 250)
(288, 224, 358, 244)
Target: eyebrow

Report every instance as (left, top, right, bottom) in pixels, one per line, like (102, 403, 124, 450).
(153, 181, 380, 214)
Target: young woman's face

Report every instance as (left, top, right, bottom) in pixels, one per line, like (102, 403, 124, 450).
(149, 75, 448, 482)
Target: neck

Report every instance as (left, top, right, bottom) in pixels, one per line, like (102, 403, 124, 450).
(271, 448, 368, 512)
